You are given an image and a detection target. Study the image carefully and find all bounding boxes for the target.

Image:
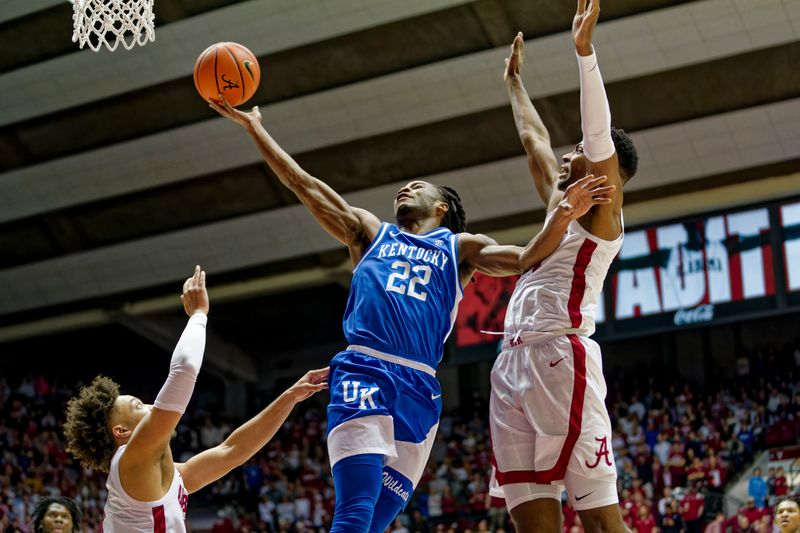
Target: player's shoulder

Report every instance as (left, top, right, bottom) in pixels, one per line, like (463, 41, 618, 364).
(458, 232, 497, 246)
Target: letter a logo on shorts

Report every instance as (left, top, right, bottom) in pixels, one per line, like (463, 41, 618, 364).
(585, 435, 613, 469)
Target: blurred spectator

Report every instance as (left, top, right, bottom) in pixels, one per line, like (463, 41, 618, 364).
(749, 467, 767, 508)
(681, 484, 705, 533)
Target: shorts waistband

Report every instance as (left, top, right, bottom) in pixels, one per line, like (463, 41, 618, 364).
(346, 345, 436, 377)
(501, 329, 584, 350)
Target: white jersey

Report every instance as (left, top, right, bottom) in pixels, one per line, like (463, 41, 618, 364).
(103, 445, 188, 533)
(504, 214, 623, 339)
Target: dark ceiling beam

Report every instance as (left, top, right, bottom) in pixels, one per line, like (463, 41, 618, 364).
(0, 0, 697, 171)
(471, 0, 517, 47)
(0, 42, 798, 269)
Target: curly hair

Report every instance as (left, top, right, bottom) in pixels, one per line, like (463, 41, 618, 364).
(32, 496, 82, 533)
(611, 127, 638, 183)
(437, 185, 467, 234)
(63, 375, 120, 473)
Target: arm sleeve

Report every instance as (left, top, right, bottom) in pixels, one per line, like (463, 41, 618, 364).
(153, 312, 207, 414)
(577, 47, 615, 162)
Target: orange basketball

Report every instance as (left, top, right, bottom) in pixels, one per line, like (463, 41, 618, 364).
(193, 42, 260, 107)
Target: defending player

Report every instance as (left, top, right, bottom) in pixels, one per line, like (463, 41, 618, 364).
(63, 266, 328, 533)
(489, 2, 639, 532)
(210, 95, 614, 532)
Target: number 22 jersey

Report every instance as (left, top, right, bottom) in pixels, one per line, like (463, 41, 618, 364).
(343, 223, 463, 370)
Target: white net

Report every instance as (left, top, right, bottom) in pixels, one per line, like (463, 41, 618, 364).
(72, 0, 155, 52)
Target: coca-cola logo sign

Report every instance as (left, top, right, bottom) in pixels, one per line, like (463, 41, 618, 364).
(673, 304, 715, 326)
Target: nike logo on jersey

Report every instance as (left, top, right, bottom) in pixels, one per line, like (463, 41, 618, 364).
(575, 491, 593, 501)
(549, 357, 566, 368)
(389, 231, 400, 237)
(431, 393, 442, 400)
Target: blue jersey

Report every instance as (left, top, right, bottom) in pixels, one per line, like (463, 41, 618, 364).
(343, 222, 463, 369)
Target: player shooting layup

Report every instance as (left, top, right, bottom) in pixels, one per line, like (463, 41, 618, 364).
(490, 2, 639, 533)
(210, 93, 615, 531)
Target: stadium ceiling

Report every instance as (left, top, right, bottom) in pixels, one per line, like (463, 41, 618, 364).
(1, 0, 799, 348)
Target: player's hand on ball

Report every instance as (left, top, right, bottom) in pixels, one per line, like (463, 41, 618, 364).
(208, 96, 262, 128)
(504, 32, 524, 82)
(559, 174, 615, 219)
(287, 367, 329, 404)
(181, 265, 210, 316)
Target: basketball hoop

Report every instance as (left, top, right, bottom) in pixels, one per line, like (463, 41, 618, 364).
(71, 0, 155, 52)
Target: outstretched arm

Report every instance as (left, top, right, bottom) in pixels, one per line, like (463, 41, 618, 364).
(573, 0, 623, 239)
(210, 100, 380, 252)
(177, 367, 329, 493)
(463, 174, 615, 277)
(504, 32, 561, 206)
(122, 267, 209, 466)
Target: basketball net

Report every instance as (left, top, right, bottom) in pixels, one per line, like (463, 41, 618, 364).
(72, 0, 155, 52)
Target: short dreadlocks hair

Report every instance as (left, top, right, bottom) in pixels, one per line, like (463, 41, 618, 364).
(611, 127, 638, 183)
(63, 375, 120, 473)
(32, 496, 82, 533)
(437, 186, 467, 234)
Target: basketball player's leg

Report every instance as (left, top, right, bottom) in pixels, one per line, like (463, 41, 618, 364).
(368, 368, 441, 533)
(564, 464, 624, 533)
(506, 487, 563, 533)
(367, 432, 435, 533)
(492, 338, 591, 533)
(564, 337, 630, 533)
(326, 354, 399, 533)
(577, 504, 631, 533)
(330, 453, 384, 533)
(490, 345, 563, 533)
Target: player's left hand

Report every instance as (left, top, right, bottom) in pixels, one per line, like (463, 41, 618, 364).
(573, 0, 600, 56)
(286, 367, 329, 403)
(208, 96, 262, 128)
(558, 174, 614, 219)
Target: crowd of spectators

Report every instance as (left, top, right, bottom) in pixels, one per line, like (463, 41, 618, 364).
(0, 342, 798, 533)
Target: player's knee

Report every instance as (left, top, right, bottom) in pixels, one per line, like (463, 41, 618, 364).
(509, 500, 562, 533)
(511, 515, 561, 533)
(580, 509, 628, 533)
(332, 499, 375, 533)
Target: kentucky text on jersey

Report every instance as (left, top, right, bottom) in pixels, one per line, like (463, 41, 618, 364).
(343, 223, 462, 369)
(376, 242, 450, 271)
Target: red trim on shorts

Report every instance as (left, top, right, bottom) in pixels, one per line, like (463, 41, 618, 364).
(568, 239, 598, 328)
(492, 336, 588, 485)
(152, 505, 166, 533)
(493, 239, 595, 486)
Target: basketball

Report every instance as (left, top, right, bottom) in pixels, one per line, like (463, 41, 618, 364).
(193, 42, 260, 106)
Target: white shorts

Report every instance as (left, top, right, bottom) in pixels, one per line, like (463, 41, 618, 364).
(489, 334, 618, 511)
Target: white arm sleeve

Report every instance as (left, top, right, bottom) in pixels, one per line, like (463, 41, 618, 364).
(154, 312, 207, 414)
(577, 47, 615, 162)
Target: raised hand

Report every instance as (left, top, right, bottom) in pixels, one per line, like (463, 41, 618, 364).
(208, 96, 262, 128)
(558, 174, 615, 219)
(504, 32, 525, 82)
(573, 0, 600, 56)
(181, 265, 209, 316)
(286, 367, 329, 403)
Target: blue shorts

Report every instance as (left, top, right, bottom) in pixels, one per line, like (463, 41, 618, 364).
(327, 347, 442, 506)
